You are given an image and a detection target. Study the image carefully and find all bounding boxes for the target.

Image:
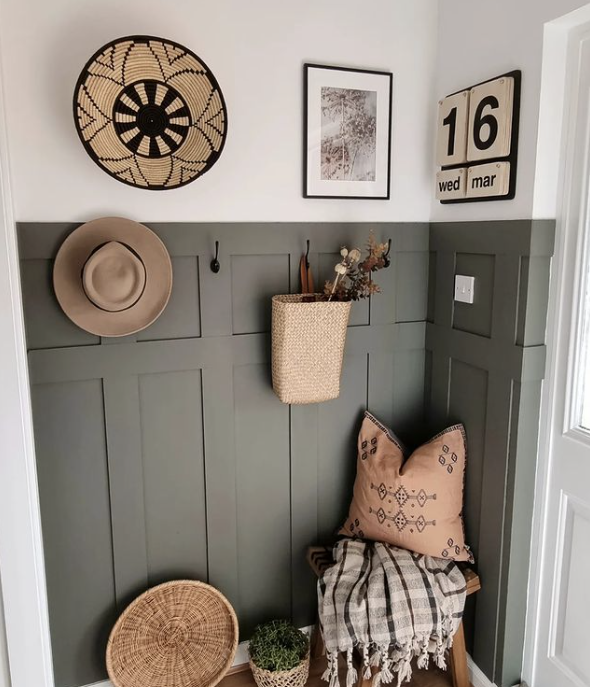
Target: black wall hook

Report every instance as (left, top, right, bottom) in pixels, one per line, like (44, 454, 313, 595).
(383, 238, 392, 268)
(210, 241, 220, 273)
(305, 239, 311, 268)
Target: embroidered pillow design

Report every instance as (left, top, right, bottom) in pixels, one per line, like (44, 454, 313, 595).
(340, 411, 473, 562)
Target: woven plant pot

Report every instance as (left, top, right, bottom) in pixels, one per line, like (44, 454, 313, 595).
(271, 295, 352, 404)
(249, 653, 310, 687)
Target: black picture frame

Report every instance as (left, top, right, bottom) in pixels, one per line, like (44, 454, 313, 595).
(303, 63, 393, 200)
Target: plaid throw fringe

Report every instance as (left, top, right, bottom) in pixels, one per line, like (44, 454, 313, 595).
(318, 539, 466, 687)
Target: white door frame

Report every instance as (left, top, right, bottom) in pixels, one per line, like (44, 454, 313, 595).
(524, 4, 590, 686)
(0, 45, 54, 687)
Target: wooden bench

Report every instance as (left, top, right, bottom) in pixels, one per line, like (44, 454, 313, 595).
(307, 546, 481, 687)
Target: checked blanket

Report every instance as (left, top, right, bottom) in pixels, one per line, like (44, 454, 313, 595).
(318, 539, 466, 687)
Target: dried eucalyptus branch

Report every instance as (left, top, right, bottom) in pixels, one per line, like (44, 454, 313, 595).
(324, 232, 389, 302)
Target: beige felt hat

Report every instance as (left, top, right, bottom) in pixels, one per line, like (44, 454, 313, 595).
(53, 217, 173, 337)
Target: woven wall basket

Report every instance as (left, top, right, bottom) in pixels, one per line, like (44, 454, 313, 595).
(106, 580, 238, 687)
(249, 654, 310, 687)
(74, 35, 227, 190)
(271, 295, 352, 405)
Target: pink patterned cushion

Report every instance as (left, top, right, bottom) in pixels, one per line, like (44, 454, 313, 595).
(340, 412, 473, 562)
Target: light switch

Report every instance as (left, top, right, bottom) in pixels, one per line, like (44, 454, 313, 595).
(455, 275, 475, 304)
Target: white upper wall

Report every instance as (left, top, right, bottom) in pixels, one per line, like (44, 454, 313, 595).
(432, 0, 590, 221)
(0, 0, 438, 223)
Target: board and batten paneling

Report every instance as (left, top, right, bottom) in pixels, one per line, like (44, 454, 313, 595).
(19, 222, 429, 687)
(234, 362, 291, 635)
(426, 220, 554, 687)
(139, 371, 208, 586)
(32, 379, 116, 687)
(21, 219, 552, 687)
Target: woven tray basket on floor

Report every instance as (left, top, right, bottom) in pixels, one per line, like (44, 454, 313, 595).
(271, 295, 352, 404)
(106, 580, 238, 687)
(249, 653, 310, 687)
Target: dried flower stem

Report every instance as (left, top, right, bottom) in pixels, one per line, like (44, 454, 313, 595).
(324, 232, 389, 302)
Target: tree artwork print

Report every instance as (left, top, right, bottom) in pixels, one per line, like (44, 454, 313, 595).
(320, 87, 377, 182)
(304, 64, 391, 199)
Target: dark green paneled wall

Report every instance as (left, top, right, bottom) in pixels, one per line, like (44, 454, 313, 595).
(19, 222, 428, 687)
(19, 220, 553, 687)
(426, 220, 554, 687)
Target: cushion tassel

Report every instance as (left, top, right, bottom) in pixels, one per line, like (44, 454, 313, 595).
(346, 648, 357, 687)
(363, 645, 372, 680)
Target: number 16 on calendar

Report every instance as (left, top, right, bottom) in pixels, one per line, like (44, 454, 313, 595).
(435, 72, 520, 203)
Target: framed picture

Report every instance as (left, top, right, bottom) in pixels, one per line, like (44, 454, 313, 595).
(304, 63, 392, 199)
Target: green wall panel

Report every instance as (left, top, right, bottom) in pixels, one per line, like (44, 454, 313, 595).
(32, 380, 116, 687)
(234, 363, 291, 637)
(20, 219, 552, 687)
(139, 370, 208, 586)
(19, 221, 429, 687)
(426, 219, 555, 687)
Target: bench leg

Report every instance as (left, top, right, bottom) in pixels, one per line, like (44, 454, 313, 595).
(449, 620, 470, 687)
(311, 620, 325, 659)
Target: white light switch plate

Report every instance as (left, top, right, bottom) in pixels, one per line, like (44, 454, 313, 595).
(455, 275, 475, 304)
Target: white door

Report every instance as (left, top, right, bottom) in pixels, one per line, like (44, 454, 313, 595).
(531, 23, 590, 687)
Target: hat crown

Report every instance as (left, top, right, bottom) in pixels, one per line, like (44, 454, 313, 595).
(82, 241, 146, 312)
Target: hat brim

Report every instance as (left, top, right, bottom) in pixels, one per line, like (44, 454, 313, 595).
(53, 217, 173, 337)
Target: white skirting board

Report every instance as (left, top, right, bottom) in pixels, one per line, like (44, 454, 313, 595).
(466, 654, 525, 687)
(467, 654, 497, 687)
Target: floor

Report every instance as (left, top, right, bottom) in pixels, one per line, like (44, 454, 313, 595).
(223, 656, 453, 687)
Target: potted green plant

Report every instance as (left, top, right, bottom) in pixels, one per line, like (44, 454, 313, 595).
(272, 233, 390, 404)
(248, 620, 310, 687)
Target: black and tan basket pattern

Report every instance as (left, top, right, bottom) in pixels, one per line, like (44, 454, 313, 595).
(74, 35, 227, 190)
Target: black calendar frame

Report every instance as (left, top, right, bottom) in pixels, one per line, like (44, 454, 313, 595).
(440, 70, 521, 204)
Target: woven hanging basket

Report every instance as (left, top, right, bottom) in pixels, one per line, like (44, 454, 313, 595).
(271, 295, 352, 405)
(106, 580, 238, 687)
(249, 654, 310, 687)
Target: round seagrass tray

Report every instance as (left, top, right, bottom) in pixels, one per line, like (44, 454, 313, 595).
(249, 653, 310, 687)
(106, 580, 238, 687)
(74, 35, 227, 190)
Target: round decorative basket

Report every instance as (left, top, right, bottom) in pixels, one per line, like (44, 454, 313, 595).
(74, 35, 227, 190)
(249, 653, 310, 687)
(271, 295, 352, 404)
(106, 580, 238, 687)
